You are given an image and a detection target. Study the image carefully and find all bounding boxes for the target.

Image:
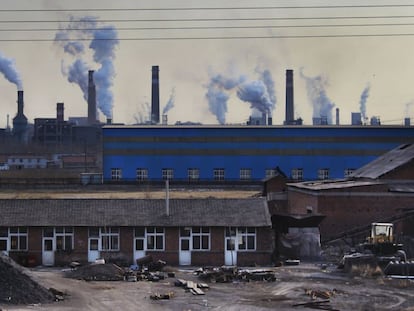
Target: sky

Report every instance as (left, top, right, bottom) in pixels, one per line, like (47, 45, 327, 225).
(1, 0, 414, 128)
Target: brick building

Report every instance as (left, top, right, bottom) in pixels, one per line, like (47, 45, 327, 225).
(0, 198, 273, 267)
(287, 143, 414, 241)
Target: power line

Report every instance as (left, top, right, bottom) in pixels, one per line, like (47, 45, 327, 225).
(3, 32, 414, 42)
(3, 22, 414, 32)
(2, 15, 414, 24)
(1, 4, 414, 12)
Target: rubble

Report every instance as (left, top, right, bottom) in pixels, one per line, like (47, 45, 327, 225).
(0, 254, 57, 305)
(196, 266, 277, 283)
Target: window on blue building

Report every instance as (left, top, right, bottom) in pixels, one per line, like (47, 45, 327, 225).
(265, 168, 277, 179)
(291, 168, 303, 181)
(111, 168, 122, 180)
(136, 168, 148, 181)
(213, 168, 225, 181)
(188, 168, 199, 181)
(344, 168, 356, 178)
(240, 168, 252, 180)
(318, 168, 330, 180)
(162, 168, 174, 180)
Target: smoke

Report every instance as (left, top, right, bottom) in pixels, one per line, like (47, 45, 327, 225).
(205, 67, 276, 124)
(205, 72, 246, 124)
(237, 73, 275, 115)
(162, 88, 175, 115)
(55, 16, 119, 119)
(359, 84, 370, 122)
(300, 68, 335, 124)
(0, 51, 23, 90)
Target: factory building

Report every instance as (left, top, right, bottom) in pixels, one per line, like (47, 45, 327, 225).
(102, 124, 414, 183)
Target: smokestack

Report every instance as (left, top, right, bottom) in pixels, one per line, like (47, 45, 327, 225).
(336, 108, 340, 125)
(151, 65, 160, 124)
(57, 102, 64, 123)
(12, 90, 28, 143)
(17, 90, 24, 116)
(285, 69, 294, 125)
(87, 70, 97, 125)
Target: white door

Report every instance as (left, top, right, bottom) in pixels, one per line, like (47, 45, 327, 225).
(42, 238, 55, 266)
(133, 237, 146, 263)
(179, 237, 191, 265)
(225, 237, 237, 266)
(88, 238, 100, 262)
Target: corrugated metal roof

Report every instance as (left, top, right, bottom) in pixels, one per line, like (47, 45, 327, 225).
(351, 143, 414, 179)
(0, 198, 271, 227)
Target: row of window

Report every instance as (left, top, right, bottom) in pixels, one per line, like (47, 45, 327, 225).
(111, 168, 357, 181)
(0, 226, 257, 252)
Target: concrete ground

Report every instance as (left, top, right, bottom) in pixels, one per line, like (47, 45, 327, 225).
(1, 263, 414, 311)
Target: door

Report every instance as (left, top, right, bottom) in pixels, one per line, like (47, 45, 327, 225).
(179, 227, 191, 265)
(133, 237, 146, 263)
(42, 238, 55, 266)
(225, 236, 237, 266)
(88, 238, 100, 262)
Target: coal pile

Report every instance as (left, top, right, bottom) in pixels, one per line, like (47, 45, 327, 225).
(0, 254, 55, 305)
(65, 263, 125, 281)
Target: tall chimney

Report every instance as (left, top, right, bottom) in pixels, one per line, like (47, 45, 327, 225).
(57, 102, 64, 123)
(17, 90, 24, 116)
(151, 65, 160, 124)
(285, 69, 294, 125)
(87, 70, 97, 125)
(336, 108, 340, 125)
(12, 90, 28, 143)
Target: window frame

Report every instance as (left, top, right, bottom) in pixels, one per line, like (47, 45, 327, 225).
(239, 168, 252, 181)
(213, 168, 225, 181)
(291, 168, 304, 181)
(9, 227, 28, 251)
(136, 168, 148, 181)
(100, 227, 120, 251)
(111, 168, 122, 180)
(162, 168, 174, 181)
(318, 168, 330, 180)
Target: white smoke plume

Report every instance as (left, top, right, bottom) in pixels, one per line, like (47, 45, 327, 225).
(300, 68, 335, 124)
(205, 67, 276, 124)
(205, 72, 246, 124)
(55, 16, 119, 119)
(0, 51, 23, 90)
(359, 84, 370, 123)
(237, 77, 274, 115)
(162, 88, 176, 115)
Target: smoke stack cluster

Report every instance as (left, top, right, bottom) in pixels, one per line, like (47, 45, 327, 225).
(88, 70, 97, 125)
(151, 65, 160, 124)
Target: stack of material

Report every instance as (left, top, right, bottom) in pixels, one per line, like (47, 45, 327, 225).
(0, 254, 56, 305)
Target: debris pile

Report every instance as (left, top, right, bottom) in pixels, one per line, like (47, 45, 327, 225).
(0, 254, 56, 305)
(196, 266, 277, 283)
(292, 288, 340, 310)
(65, 263, 125, 281)
(174, 278, 209, 295)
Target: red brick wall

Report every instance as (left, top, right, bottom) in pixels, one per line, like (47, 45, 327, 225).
(288, 186, 414, 241)
(381, 159, 414, 179)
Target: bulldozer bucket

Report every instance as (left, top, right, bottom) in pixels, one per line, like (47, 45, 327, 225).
(384, 261, 414, 278)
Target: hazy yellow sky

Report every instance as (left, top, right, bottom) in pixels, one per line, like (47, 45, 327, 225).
(1, 0, 414, 128)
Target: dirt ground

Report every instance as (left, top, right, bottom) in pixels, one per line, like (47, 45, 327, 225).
(1, 263, 413, 311)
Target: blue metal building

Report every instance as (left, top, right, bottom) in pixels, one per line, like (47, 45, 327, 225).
(102, 125, 414, 182)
